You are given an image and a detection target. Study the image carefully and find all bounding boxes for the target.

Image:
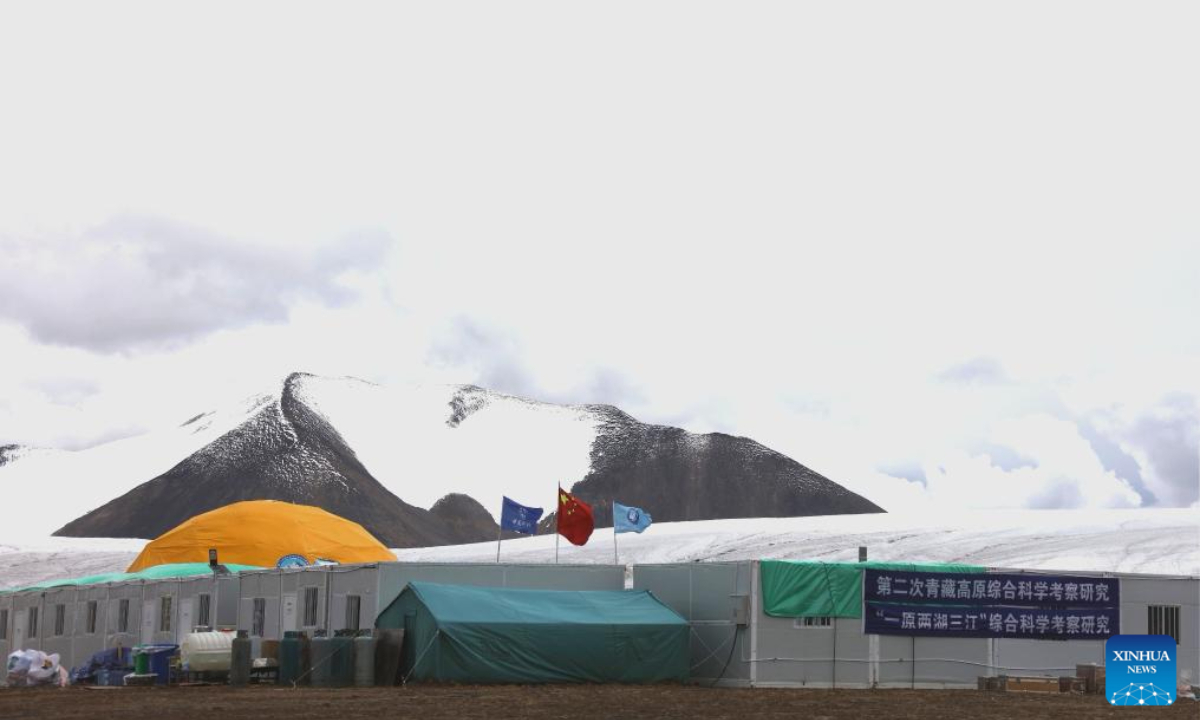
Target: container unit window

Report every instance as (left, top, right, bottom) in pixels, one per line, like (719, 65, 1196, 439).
(53, 604, 66, 636)
(1148, 605, 1180, 645)
(252, 598, 266, 637)
(28, 607, 39, 638)
(197, 594, 212, 628)
(159, 596, 173, 633)
(344, 595, 361, 631)
(303, 586, 319, 627)
(86, 600, 98, 634)
(793, 616, 833, 628)
(117, 599, 130, 633)
(0, 609, 8, 640)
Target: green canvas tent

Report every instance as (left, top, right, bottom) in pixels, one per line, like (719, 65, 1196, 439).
(376, 582, 690, 684)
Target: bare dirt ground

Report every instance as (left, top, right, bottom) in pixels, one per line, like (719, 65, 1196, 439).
(2, 685, 1195, 720)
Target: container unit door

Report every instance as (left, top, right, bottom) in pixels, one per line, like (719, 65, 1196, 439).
(282, 592, 298, 633)
(141, 600, 156, 645)
(179, 597, 194, 638)
(12, 609, 25, 650)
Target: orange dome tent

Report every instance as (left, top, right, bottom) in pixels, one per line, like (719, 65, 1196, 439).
(127, 500, 396, 572)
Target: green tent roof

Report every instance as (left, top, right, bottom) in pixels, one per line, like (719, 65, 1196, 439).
(377, 582, 690, 684)
(2, 562, 262, 594)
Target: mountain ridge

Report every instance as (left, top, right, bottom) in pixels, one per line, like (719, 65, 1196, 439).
(37, 371, 882, 546)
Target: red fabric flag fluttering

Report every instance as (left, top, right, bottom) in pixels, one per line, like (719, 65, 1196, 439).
(556, 487, 594, 546)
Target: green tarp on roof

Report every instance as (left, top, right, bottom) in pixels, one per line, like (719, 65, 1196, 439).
(3, 562, 261, 594)
(761, 559, 986, 618)
(376, 581, 690, 684)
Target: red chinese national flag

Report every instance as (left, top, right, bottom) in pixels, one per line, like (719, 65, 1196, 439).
(556, 487, 594, 546)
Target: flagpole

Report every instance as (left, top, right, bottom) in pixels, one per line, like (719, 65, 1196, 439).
(612, 499, 618, 565)
(496, 521, 502, 563)
(555, 485, 560, 564)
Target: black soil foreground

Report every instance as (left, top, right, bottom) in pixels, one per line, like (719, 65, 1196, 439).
(2, 685, 1194, 720)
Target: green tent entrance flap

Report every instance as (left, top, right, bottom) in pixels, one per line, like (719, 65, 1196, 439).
(760, 560, 986, 619)
(375, 582, 690, 684)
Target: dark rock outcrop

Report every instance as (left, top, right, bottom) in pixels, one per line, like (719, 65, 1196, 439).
(545, 406, 882, 529)
(0, 444, 21, 468)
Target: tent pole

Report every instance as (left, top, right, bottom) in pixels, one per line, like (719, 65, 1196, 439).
(555, 484, 560, 564)
(496, 523, 502, 563)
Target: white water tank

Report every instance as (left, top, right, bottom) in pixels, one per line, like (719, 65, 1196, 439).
(181, 631, 235, 672)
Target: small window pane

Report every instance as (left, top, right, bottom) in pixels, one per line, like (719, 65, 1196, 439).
(303, 587, 319, 627)
(794, 616, 833, 628)
(198, 594, 212, 628)
(345, 596, 361, 631)
(0, 609, 8, 640)
(160, 596, 173, 633)
(252, 598, 266, 637)
(87, 601, 98, 634)
(118, 599, 130, 633)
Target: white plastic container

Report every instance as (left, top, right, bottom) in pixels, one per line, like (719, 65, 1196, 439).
(181, 631, 235, 672)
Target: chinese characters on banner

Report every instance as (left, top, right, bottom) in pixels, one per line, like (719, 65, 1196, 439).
(864, 602, 1117, 640)
(863, 570, 1120, 640)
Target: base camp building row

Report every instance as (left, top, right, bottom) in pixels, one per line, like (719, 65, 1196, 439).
(2, 559, 1196, 687)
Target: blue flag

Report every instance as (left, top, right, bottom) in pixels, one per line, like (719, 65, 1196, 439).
(613, 502, 652, 534)
(500, 496, 543, 535)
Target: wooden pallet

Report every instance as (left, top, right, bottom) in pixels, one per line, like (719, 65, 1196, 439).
(984, 675, 1067, 694)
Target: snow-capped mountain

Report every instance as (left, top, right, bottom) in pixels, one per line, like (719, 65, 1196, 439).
(4, 372, 881, 546)
(0, 391, 278, 539)
(1, 509, 1194, 590)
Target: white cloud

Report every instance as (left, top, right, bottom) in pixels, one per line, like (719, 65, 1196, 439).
(0, 1, 1195, 509)
(925, 415, 1142, 510)
(0, 217, 391, 352)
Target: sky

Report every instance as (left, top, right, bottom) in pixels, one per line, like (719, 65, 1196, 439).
(0, 1, 1196, 513)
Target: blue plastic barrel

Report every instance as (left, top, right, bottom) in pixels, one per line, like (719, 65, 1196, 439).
(138, 644, 179, 685)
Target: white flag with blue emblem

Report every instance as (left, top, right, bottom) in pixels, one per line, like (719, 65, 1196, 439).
(613, 502, 652, 534)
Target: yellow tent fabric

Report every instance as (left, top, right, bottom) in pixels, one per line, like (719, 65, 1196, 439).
(127, 500, 396, 572)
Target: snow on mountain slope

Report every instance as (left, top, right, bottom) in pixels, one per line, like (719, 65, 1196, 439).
(0, 536, 148, 590)
(393, 509, 1200, 576)
(0, 392, 273, 540)
(291, 375, 601, 516)
(2, 509, 1193, 590)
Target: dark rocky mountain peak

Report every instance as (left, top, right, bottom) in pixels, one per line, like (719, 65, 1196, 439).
(52, 372, 882, 549)
(55, 373, 489, 547)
